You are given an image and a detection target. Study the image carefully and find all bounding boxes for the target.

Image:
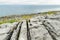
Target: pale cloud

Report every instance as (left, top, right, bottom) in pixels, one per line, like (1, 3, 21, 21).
(0, 0, 60, 5)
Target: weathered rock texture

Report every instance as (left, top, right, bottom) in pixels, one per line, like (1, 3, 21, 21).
(0, 13, 60, 40)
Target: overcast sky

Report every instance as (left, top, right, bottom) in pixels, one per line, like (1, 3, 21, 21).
(0, 0, 60, 5)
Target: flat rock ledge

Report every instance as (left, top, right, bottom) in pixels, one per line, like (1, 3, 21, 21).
(0, 14, 60, 40)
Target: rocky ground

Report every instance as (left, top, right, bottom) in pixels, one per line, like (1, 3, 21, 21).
(0, 13, 60, 40)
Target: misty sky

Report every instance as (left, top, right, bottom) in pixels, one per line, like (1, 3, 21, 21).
(0, 0, 60, 5)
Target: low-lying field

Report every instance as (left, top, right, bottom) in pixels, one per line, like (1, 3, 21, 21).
(0, 11, 58, 24)
(0, 14, 36, 24)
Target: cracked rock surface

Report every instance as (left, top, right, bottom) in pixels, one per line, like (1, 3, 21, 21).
(0, 14, 60, 40)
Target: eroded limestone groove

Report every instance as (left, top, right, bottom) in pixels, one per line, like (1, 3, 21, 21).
(0, 13, 60, 40)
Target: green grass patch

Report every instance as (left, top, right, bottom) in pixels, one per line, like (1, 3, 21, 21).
(47, 11, 55, 15)
(21, 14, 35, 20)
(0, 19, 20, 24)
